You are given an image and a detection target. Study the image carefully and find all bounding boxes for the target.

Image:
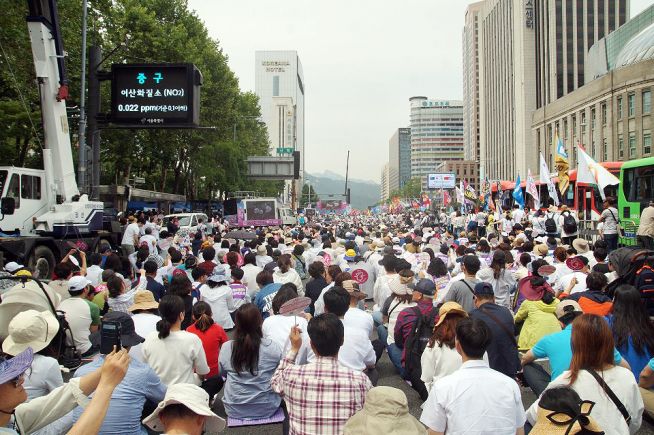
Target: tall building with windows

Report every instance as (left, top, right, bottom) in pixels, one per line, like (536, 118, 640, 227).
(380, 163, 391, 203)
(409, 97, 464, 190)
(389, 128, 411, 191)
(463, 2, 484, 170)
(535, 0, 629, 108)
(255, 51, 305, 201)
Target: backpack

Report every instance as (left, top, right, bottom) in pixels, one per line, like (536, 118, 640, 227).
(636, 264, 654, 295)
(562, 212, 577, 234)
(404, 307, 438, 401)
(544, 213, 557, 234)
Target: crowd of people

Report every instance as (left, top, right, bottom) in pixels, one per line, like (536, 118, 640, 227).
(0, 198, 653, 434)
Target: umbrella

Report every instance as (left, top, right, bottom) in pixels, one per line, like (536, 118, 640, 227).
(224, 230, 258, 241)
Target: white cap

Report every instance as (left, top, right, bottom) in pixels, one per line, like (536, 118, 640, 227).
(143, 384, 226, 434)
(4, 262, 24, 273)
(68, 276, 92, 292)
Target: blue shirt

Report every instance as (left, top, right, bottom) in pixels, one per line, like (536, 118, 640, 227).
(254, 283, 282, 319)
(218, 339, 283, 419)
(532, 324, 623, 380)
(73, 356, 167, 435)
(606, 315, 653, 381)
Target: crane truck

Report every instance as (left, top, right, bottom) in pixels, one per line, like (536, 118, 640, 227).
(0, 0, 120, 277)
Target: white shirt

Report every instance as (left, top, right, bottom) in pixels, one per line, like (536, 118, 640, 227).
(343, 307, 374, 339)
(558, 271, 587, 294)
(24, 354, 63, 400)
(420, 344, 462, 394)
(85, 265, 103, 287)
(142, 330, 209, 386)
(307, 323, 375, 372)
(526, 366, 643, 435)
(139, 234, 158, 255)
(255, 254, 273, 268)
(57, 297, 94, 354)
(121, 223, 140, 246)
(241, 263, 262, 298)
(559, 211, 579, 237)
(512, 209, 525, 223)
(199, 284, 235, 330)
(313, 282, 335, 316)
(129, 312, 161, 362)
(386, 301, 415, 345)
(262, 314, 310, 364)
(373, 273, 395, 308)
(272, 268, 304, 296)
(420, 359, 526, 434)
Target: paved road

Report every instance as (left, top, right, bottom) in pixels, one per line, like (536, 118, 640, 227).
(221, 349, 654, 435)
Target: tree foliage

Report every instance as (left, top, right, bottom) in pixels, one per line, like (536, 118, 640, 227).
(0, 0, 280, 199)
(299, 183, 320, 208)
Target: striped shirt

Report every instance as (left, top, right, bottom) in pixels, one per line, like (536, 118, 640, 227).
(271, 351, 372, 435)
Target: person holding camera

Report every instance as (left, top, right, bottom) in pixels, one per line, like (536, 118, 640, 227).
(71, 311, 166, 435)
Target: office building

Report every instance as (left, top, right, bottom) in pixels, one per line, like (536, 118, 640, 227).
(409, 97, 464, 191)
(532, 6, 654, 167)
(381, 163, 391, 203)
(255, 51, 305, 204)
(389, 128, 411, 191)
(463, 2, 484, 169)
(478, 0, 536, 181)
(445, 161, 480, 193)
(535, 0, 628, 108)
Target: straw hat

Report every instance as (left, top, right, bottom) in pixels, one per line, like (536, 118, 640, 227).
(530, 400, 603, 435)
(434, 302, 468, 327)
(128, 290, 160, 312)
(388, 275, 412, 296)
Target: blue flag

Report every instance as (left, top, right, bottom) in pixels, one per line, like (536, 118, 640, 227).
(512, 175, 525, 208)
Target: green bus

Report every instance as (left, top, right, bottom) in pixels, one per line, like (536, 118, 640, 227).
(618, 157, 654, 246)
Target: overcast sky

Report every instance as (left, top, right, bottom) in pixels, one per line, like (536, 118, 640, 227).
(188, 0, 653, 183)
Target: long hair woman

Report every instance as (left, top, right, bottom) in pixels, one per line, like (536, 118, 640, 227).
(420, 302, 467, 398)
(168, 273, 194, 329)
(142, 295, 210, 387)
(526, 314, 643, 435)
(272, 253, 304, 295)
(487, 250, 517, 309)
(608, 284, 654, 381)
(217, 303, 283, 420)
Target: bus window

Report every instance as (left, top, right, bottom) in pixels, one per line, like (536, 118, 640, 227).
(562, 182, 575, 208)
(623, 166, 654, 209)
(593, 186, 604, 213)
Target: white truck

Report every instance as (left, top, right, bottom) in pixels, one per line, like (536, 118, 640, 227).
(0, 0, 117, 277)
(224, 197, 295, 227)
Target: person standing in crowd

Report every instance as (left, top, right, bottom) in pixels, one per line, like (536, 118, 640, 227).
(559, 205, 579, 246)
(142, 295, 210, 387)
(218, 304, 283, 421)
(420, 318, 526, 434)
(271, 314, 373, 434)
(637, 200, 654, 249)
(526, 314, 643, 434)
(599, 197, 620, 252)
(469, 282, 521, 379)
(121, 217, 142, 256)
(72, 312, 167, 435)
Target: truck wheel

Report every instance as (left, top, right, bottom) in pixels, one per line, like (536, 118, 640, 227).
(29, 245, 56, 280)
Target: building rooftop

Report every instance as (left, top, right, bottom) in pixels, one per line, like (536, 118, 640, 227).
(615, 22, 654, 68)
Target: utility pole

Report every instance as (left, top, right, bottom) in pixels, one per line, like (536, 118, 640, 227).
(87, 46, 102, 200)
(77, 0, 88, 193)
(344, 150, 351, 204)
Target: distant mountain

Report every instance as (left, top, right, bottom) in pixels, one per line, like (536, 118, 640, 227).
(305, 172, 380, 210)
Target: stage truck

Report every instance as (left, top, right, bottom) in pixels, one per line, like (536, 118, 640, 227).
(223, 198, 296, 227)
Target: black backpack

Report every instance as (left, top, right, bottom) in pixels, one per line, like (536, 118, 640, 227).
(562, 211, 578, 234)
(404, 307, 438, 401)
(544, 213, 557, 234)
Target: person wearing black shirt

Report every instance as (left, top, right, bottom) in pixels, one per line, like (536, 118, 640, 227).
(305, 261, 329, 315)
(469, 282, 520, 378)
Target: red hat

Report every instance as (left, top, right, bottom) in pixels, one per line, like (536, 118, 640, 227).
(566, 256, 589, 272)
(519, 276, 555, 301)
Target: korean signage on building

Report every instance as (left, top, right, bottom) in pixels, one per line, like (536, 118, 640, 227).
(262, 60, 290, 73)
(525, 0, 534, 28)
(110, 63, 202, 127)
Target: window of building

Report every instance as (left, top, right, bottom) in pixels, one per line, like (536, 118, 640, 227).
(591, 140, 596, 159)
(601, 103, 607, 125)
(618, 134, 624, 158)
(581, 112, 586, 134)
(591, 108, 596, 129)
(628, 93, 635, 117)
(603, 138, 608, 161)
(629, 132, 637, 157)
(644, 131, 652, 155)
(272, 76, 280, 97)
(617, 96, 623, 119)
(644, 90, 652, 114)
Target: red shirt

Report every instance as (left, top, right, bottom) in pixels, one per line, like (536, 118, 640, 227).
(187, 322, 228, 377)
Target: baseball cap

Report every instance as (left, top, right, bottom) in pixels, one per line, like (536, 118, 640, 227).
(473, 281, 494, 297)
(68, 276, 92, 292)
(555, 300, 582, 320)
(143, 383, 226, 434)
(3, 262, 24, 274)
(0, 347, 33, 385)
(408, 278, 436, 297)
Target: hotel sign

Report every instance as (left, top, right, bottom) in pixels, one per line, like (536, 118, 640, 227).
(525, 0, 534, 28)
(262, 60, 290, 72)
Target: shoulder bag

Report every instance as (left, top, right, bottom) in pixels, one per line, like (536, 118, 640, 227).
(586, 368, 631, 425)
